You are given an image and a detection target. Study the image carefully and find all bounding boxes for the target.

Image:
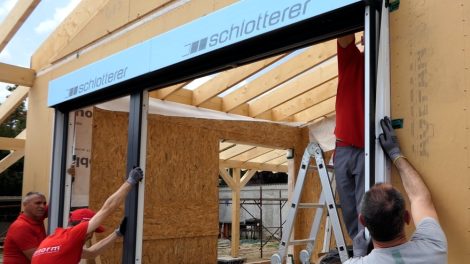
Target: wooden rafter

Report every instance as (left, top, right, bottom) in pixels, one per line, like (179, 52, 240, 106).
(219, 144, 255, 160)
(222, 40, 338, 113)
(293, 96, 336, 123)
(192, 54, 286, 106)
(0, 130, 26, 174)
(149, 81, 190, 100)
(0, 62, 35, 87)
(0, 0, 40, 52)
(271, 78, 338, 122)
(249, 60, 337, 118)
(219, 159, 287, 173)
(0, 137, 25, 151)
(250, 149, 286, 164)
(228, 147, 272, 162)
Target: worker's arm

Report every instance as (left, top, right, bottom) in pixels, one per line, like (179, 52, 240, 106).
(379, 117, 439, 224)
(337, 34, 355, 48)
(81, 232, 119, 259)
(87, 168, 143, 234)
(81, 217, 126, 259)
(394, 157, 438, 223)
(22, 248, 36, 260)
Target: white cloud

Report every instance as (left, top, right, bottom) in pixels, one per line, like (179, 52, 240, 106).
(0, 0, 16, 21)
(34, 0, 81, 35)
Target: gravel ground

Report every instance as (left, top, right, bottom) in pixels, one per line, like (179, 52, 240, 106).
(218, 238, 279, 263)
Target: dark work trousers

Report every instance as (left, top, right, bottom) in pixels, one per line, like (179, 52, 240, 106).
(333, 145, 365, 240)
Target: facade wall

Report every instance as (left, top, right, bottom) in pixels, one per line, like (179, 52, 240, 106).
(88, 108, 304, 262)
(389, 1, 470, 262)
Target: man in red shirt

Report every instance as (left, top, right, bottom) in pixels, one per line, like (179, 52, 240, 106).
(31, 167, 143, 264)
(334, 33, 365, 255)
(3, 192, 47, 264)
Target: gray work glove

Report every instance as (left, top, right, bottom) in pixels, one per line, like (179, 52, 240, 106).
(353, 229, 371, 257)
(127, 167, 144, 185)
(115, 217, 127, 237)
(378, 116, 402, 161)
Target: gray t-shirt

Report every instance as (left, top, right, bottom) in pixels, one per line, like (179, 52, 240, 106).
(344, 217, 447, 264)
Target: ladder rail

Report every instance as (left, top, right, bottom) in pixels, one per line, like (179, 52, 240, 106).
(271, 143, 349, 264)
(312, 144, 349, 262)
(274, 146, 317, 259)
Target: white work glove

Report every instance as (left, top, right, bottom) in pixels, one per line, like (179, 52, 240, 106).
(353, 229, 371, 257)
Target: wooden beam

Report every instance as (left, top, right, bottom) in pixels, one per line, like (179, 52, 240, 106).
(219, 141, 236, 152)
(240, 169, 256, 187)
(218, 167, 235, 189)
(0, 137, 25, 151)
(219, 144, 255, 160)
(229, 146, 272, 162)
(271, 78, 337, 121)
(293, 96, 336, 123)
(192, 54, 285, 106)
(265, 155, 288, 166)
(0, 0, 40, 52)
(222, 40, 337, 112)
(0, 149, 25, 174)
(0, 86, 29, 124)
(249, 61, 337, 117)
(231, 168, 241, 257)
(220, 159, 288, 173)
(0, 62, 35, 87)
(250, 149, 286, 163)
(0, 129, 26, 174)
(149, 81, 190, 100)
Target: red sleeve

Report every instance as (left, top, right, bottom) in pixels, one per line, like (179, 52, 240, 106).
(69, 221, 89, 242)
(9, 224, 40, 251)
(337, 39, 362, 73)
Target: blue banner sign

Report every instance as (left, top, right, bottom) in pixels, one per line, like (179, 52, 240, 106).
(48, 0, 360, 106)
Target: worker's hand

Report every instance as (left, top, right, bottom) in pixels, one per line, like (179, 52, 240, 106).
(379, 116, 402, 161)
(115, 217, 127, 237)
(352, 229, 370, 257)
(127, 167, 144, 185)
(67, 162, 76, 177)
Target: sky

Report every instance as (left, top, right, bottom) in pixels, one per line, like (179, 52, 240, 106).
(0, 0, 81, 103)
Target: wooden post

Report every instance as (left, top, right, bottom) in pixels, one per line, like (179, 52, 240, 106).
(231, 168, 241, 257)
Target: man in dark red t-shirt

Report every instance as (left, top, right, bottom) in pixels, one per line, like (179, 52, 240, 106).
(334, 33, 365, 255)
(3, 192, 47, 264)
(31, 167, 143, 264)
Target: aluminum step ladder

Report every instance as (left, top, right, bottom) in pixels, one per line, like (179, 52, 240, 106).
(271, 142, 349, 264)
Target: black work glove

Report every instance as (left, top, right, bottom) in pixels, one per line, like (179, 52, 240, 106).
(115, 217, 127, 237)
(378, 116, 402, 161)
(127, 167, 144, 185)
(352, 229, 371, 257)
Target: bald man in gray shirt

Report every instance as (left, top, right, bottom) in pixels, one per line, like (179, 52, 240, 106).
(345, 117, 447, 264)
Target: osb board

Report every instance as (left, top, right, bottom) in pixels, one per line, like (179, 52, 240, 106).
(152, 115, 302, 150)
(390, 0, 470, 262)
(88, 110, 304, 262)
(142, 236, 218, 263)
(89, 108, 129, 263)
(144, 113, 220, 240)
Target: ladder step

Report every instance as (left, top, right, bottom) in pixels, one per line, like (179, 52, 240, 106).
(290, 238, 316, 245)
(298, 203, 323, 208)
(308, 164, 334, 171)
